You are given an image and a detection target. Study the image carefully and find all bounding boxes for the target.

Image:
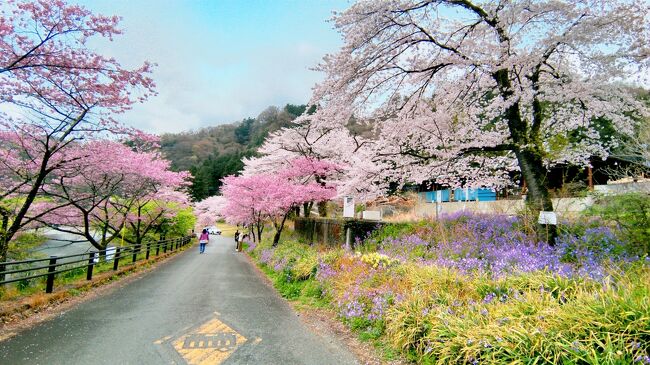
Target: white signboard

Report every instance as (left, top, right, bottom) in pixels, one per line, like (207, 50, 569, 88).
(436, 190, 442, 203)
(362, 210, 381, 221)
(538, 211, 558, 225)
(90, 248, 115, 263)
(343, 196, 355, 218)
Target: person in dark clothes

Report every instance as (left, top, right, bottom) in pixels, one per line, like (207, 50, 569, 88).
(234, 229, 240, 252)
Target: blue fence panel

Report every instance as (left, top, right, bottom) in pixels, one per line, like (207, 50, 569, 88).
(477, 188, 497, 201)
(453, 188, 496, 201)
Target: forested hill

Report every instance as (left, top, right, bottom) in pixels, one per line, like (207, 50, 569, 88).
(160, 104, 308, 201)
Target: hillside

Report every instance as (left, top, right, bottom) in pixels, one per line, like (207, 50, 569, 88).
(160, 104, 308, 200)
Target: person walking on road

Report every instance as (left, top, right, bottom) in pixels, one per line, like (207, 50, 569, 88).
(239, 233, 249, 252)
(234, 229, 240, 252)
(199, 229, 209, 254)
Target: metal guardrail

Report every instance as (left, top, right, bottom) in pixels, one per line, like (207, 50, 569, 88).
(0, 236, 193, 293)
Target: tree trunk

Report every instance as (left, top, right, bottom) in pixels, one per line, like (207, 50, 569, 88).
(0, 237, 7, 283)
(317, 201, 327, 217)
(303, 202, 313, 217)
(494, 68, 557, 245)
(272, 212, 290, 247)
(515, 149, 557, 245)
(272, 231, 281, 246)
(256, 219, 264, 244)
(248, 224, 256, 243)
(0, 212, 8, 263)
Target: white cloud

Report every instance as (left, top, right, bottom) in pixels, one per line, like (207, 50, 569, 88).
(79, 0, 344, 134)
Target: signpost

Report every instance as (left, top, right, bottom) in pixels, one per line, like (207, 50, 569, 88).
(538, 211, 558, 243)
(343, 196, 355, 218)
(343, 196, 354, 248)
(538, 211, 558, 225)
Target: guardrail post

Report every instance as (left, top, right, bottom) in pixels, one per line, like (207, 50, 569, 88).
(175, 238, 179, 250)
(163, 241, 167, 254)
(45, 256, 57, 293)
(132, 246, 138, 263)
(145, 243, 151, 260)
(86, 252, 95, 281)
(156, 242, 160, 256)
(113, 248, 121, 271)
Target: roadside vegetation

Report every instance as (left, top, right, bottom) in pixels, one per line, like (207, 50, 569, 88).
(246, 194, 650, 364)
(0, 238, 193, 302)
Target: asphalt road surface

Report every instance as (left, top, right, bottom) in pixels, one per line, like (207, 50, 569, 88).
(0, 235, 359, 365)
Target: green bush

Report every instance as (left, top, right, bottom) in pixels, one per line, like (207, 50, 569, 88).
(587, 192, 650, 255)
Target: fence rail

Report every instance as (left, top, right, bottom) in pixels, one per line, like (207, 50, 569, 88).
(0, 236, 193, 293)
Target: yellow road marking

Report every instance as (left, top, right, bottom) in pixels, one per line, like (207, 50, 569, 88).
(170, 316, 248, 365)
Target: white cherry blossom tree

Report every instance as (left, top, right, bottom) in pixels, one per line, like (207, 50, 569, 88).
(308, 0, 650, 243)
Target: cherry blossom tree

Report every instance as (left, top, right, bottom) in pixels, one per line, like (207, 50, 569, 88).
(0, 0, 155, 261)
(220, 175, 269, 243)
(194, 195, 227, 229)
(222, 158, 337, 245)
(95, 162, 189, 248)
(243, 121, 356, 216)
(31, 141, 189, 252)
(308, 0, 650, 243)
(119, 189, 191, 246)
(609, 102, 650, 178)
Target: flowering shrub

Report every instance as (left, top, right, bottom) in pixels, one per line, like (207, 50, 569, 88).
(251, 213, 649, 364)
(357, 252, 398, 269)
(244, 239, 256, 253)
(370, 213, 637, 281)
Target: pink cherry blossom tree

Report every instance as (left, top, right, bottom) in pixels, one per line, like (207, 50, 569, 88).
(0, 0, 155, 261)
(220, 175, 269, 243)
(222, 158, 337, 245)
(307, 0, 650, 243)
(32, 141, 189, 252)
(194, 195, 227, 229)
(120, 189, 191, 245)
(96, 162, 190, 247)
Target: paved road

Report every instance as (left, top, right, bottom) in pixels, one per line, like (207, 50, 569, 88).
(0, 235, 358, 365)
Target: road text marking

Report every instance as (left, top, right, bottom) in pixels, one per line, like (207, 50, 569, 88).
(171, 316, 247, 365)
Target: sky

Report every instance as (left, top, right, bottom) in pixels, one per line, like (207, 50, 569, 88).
(77, 0, 350, 134)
